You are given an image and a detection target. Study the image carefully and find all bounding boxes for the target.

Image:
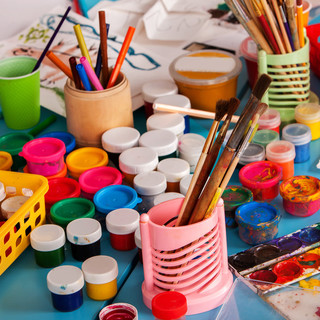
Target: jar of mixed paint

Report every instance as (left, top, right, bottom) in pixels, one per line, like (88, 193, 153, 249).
(280, 175, 320, 217)
(0, 151, 13, 171)
(106, 208, 140, 251)
(30, 224, 65, 268)
(99, 303, 138, 320)
(266, 140, 296, 180)
(282, 123, 312, 163)
(101, 127, 140, 169)
(153, 192, 185, 207)
(39, 131, 76, 155)
(119, 147, 158, 187)
(81, 255, 118, 301)
(179, 174, 193, 196)
(157, 158, 190, 193)
(133, 171, 167, 213)
(252, 129, 279, 148)
(66, 217, 102, 261)
(239, 161, 283, 201)
(238, 143, 265, 167)
(295, 103, 320, 140)
(47, 265, 84, 312)
(258, 108, 281, 133)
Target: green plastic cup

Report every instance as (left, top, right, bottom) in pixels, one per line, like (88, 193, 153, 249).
(0, 56, 40, 130)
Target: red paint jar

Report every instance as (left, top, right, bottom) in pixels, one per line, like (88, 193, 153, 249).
(258, 108, 281, 133)
(99, 303, 138, 320)
(273, 260, 303, 283)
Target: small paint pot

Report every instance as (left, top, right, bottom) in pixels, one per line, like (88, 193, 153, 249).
(238, 143, 265, 167)
(297, 252, 320, 269)
(282, 123, 312, 163)
(295, 103, 320, 140)
(299, 227, 320, 244)
(38, 131, 76, 154)
(135, 227, 142, 263)
(253, 244, 281, 264)
(228, 252, 257, 271)
(139, 129, 178, 161)
(24, 163, 68, 180)
(179, 174, 193, 196)
(273, 260, 303, 283)
(94, 185, 142, 215)
(99, 303, 138, 320)
(277, 237, 303, 252)
(157, 158, 190, 193)
(258, 108, 281, 133)
(50, 197, 95, 228)
(235, 201, 281, 245)
(119, 147, 158, 187)
(66, 218, 102, 261)
(81, 255, 118, 301)
(249, 270, 277, 283)
(252, 129, 279, 148)
(106, 208, 140, 251)
(0, 151, 13, 171)
(153, 192, 185, 206)
(101, 127, 140, 169)
(19, 138, 66, 176)
(30, 224, 65, 268)
(66, 147, 109, 180)
(239, 161, 283, 201)
(1, 195, 30, 220)
(280, 176, 320, 217)
(79, 166, 123, 200)
(47, 265, 84, 312)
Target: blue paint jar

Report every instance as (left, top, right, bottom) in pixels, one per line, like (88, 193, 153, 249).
(47, 265, 84, 312)
(282, 123, 312, 163)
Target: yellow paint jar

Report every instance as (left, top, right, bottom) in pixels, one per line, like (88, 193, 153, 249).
(295, 103, 320, 140)
(0, 151, 13, 171)
(169, 50, 242, 112)
(81, 255, 118, 301)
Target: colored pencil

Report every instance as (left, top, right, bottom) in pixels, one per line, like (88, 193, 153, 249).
(296, 0, 305, 48)
(99, 11, 109, 87)
(76, 63, 92, 91)
(69, 56, 82, 89)
(80, 56, 103, 91)
(45, 50, 73, 80)
(74, 24, 93, 69)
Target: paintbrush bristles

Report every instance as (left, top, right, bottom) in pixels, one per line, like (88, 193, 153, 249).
(227, 98, 241, 118)
(215, 100, 230, 121)
(296, 0, 302, 6)
(252, 73, 273, 100)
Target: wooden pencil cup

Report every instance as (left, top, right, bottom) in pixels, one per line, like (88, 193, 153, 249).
(64, 72, 133, 147)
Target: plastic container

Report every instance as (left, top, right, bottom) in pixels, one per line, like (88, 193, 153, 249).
(157, 158, 190, 193)
(119, 147, 158, 187)
(47, 265, 84, 312)
(153, 192, 185, 206)
(258, 109, 281, 133)
(133, 171, 167, 213)
(101, 127, 140, 168)
(135, 227, 142, 263)
(1, 195, 30, 220)
(235, 201, 281, 245)
(0, 151, 13, 171)
(94, 185, 142, 215)
(282, 123, 312, 163)
(66, 217, 102, 261)
(266, 140, 296, 180)
(106, 208, 140, 251)
(30, 224, 65, 268)
(280, 175, 320, 217)
(79, 166, 122, 200)
(252, 129, 280, 148)
(294, 103, 320, 140)
(38, 131, 76, 154)
(179, 174, 193, 196)
(81, 255, 118, 301)
(239, 161, 283, 201)
(19, 138, 66, 176)
(99, 303, 138, 320)
(238, 143, 265, 167)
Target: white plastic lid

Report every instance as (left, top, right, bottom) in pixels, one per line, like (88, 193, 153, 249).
(295, 103, 320, 123)
(157, 158, 190, 182)
(119, 147, 158, 175)
(134, 227, 141, 249)
(30, 224, 65, 252)
(66, 218, 102, 245)
(141, 80, 178, 103)
(133, 171, 167, 196)
(106, 208, 140, 235)
(47, 265, 84, 295)
(139, 130, 178, 157)
(153, 192, 185, 206)
(0, 182, 5, 202)
(266, 140, 296, 163)
(179, 174, 193, 196)
(146, 113, 185, 136)
(282, 123, 312, 146)
(178, 133, 206, 155)
(81, 255, 118, 284)
(101, 127, 140, 154)
(239, 143, 265, 165)
(258, 109, 281, 129)
(153, 94, 191, 111)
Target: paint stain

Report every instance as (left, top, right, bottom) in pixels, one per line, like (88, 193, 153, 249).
(254, 244, 281, 263)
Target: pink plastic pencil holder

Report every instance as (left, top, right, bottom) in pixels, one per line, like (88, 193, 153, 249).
(140, 198, 233, 315)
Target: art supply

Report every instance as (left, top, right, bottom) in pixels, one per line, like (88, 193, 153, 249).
(81, 255, 118, 301)
(76, 63, 92, 91)
(240, 37, 258, 89)
(1, 195, 30, 220)
(74, 24, 93, 68)
(258, 109, 281, 133)
(98, 11, 109, 87)
(287, 0, 300, 50)
(153, 192, 185, 206)
(24, 163, 67, 180)
(106, 208, 140, 251)
(80, 56, 103, 90)
(135, 227, 142, 263)
(66, 217, 102, 261)
(280, 175, 320, 217)
(179, 174, 193, 196)
(99, 303, 138, 320)
(296, 0, 304, 48)
(47, 265, 84, 312)
(46, 51, 73, 80)
(252, 129, 279, 148)
(38, 131, 76, 154)
(146, 113, 185, 137)
(30, 224, 65, 268)
(0, 151, 12, 171)
(239, 161, 283, 201)
(238, 143, 265, 167)
(69, 56, 82, 90)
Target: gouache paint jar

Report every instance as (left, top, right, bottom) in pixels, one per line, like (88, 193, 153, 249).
(252, 129, 279, 148)
(258, 108, 281, 133)
(24, 162, 68, 180)
(179, 174, 193, 196)
(240, 37, 258, 89)
(99, 303, 138, 320)
(295, 103, 320, 140)
(39, 131, 76, 154)
(153, 192, 185, 206)
(0, 151, 13, 171)
(238, 143, 265, 167)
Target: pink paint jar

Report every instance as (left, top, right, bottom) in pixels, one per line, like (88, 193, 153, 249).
(99, 303, 138, 320)
(239, 161, 283, 201)
(258, 108, 281, 133)
(19, 138, 66, 176)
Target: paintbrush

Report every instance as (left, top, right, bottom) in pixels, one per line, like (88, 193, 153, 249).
(296, 0, 304, 48)
(187, 73, 272, 225)
(286, 0, 300, 50)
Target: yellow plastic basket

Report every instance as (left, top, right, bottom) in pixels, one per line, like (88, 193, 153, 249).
(0, 170, 48, 276)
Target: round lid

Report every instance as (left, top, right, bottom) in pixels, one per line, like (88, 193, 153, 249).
(266, 140, 296, 163)
(222, 185, 253, 210)
(152, 291, 187, 319)
(66, 147, 108, 174)
(0, 151, 13, 170)
(0, 182, 5, 202)
(133, 171, 167, 196)
(157, 158, 190, 182)
(252, 129, 279, 147)
(178, 133, 206, 154)
(106, 208, 140, 235)
(141, 79, 178, 103)
(1, 195, 29, 215)
(179, 174, 193, 196)
(153, 94, 191, 110)
(45, 177, 81, 204)
(101, 127, 140, 153)
(94, 185, 142, 214)
(153, 192, 185, 206)
(119, 147, 158, 175)
(134, 227, 141, 249)
(47, 265, 84, 295)
(79, 166, 123, 194)
(66, 217, 102, 244)
(295, 103, 320, 122)
(30, 224, 65, 252)
(38, 131, 76, 154)
(239, 143, 265, 165)
(146, 113, 185, 136)
(258, 109, 281, 128)
(0, 132, 33, 155)
(282, 123, 312, 146)
(240, 37, 258, 62)
(139, 130, 178, 157)
(81, 255, 118, 284)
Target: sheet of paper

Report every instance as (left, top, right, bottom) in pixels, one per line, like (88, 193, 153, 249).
(162, 0, 221, 13)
